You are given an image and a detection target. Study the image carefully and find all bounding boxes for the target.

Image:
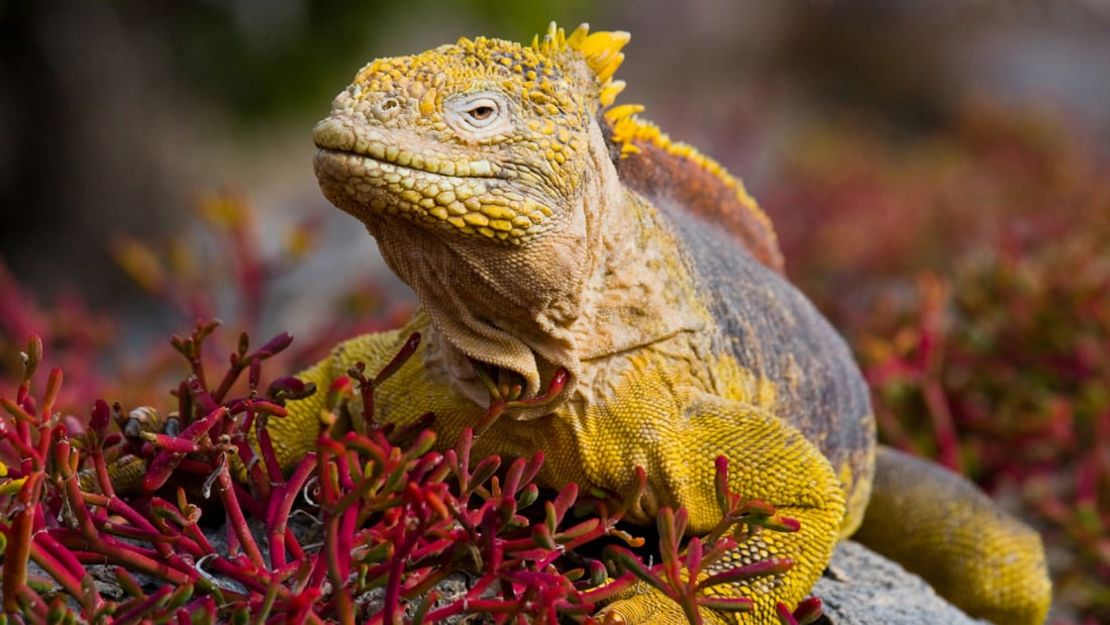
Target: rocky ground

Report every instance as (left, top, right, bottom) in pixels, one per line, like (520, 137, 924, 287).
(814, 541, 988, 625)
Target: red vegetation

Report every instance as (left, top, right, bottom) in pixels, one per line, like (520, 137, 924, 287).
(0, 319, 819, 622)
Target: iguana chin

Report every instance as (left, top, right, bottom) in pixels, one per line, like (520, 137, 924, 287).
(287, 22, 1050, 624)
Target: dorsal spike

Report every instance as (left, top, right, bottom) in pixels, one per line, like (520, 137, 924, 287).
(605, 103, 645, 124)
(567, 23, 590, 47)
(599, 80, 627, 107)
(528, 22, 631, 115)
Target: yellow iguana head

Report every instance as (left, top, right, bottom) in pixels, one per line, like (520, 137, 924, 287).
(312, 23, 634, 402)
(313, 22, 628, 246)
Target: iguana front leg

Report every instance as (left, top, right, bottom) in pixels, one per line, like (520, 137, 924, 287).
(585, 391, 846, 624)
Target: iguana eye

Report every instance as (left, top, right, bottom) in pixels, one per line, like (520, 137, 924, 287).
(446, 92, 511, 138)
(461, 98, 500, 128)
(468, 105, 495, 121)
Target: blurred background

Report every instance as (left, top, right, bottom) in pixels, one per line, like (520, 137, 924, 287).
(2, 2, 1108, 623)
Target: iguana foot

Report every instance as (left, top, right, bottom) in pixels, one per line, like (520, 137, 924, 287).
(584, 390, 847, 625)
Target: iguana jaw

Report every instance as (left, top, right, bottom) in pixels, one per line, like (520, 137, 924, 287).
(314, 118, 559, 245)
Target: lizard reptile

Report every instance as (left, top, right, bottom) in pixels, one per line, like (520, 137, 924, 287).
(281, 22, 1050, 624)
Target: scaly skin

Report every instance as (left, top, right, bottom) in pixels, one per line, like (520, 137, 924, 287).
(292, 22, 1049, 624)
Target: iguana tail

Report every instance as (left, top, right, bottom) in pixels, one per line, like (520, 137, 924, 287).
(854, 446, 1052, 625)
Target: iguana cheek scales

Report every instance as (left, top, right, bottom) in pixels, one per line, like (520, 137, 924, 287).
(292, 21, 1052, 625)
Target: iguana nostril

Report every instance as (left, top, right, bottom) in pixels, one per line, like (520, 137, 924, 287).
(374, 97, 402, 120)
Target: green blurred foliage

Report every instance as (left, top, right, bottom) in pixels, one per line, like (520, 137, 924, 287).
(157, 0, 598, 123)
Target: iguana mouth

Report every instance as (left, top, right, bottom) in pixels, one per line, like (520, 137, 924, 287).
(313, 118, 556, 244)
(313, 118, 500, 179)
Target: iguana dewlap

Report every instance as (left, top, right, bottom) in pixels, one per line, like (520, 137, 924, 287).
(284, 23, 1052, 624)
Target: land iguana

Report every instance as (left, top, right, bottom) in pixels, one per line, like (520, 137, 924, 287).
(283, 22, 1049, 624)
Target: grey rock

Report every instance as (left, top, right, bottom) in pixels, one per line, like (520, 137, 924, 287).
(814, 541, 989, 625)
